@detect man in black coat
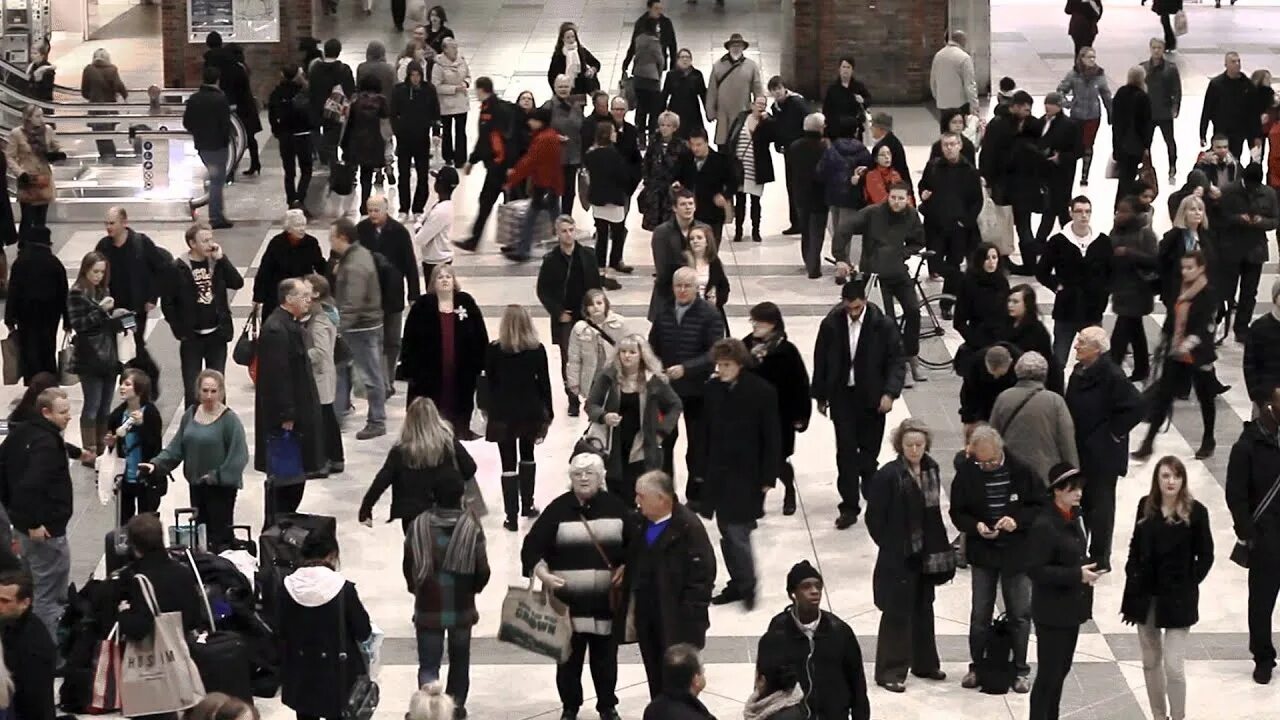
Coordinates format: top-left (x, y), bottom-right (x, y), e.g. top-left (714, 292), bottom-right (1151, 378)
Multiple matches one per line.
top-left (676, 129), bottom-right (736, 240)
top-left (163, 221), bottom-right (244, 407)
top-left (389, 65), bottom-right (440, 216)
top-left (358, 196), bottom-right (422, 393)
top-left (641, 644), bottom-right (715, 720)
top-left (458, 77), bottom-right (516, 250)
top-left (1217, 163), bottom-right (1278, 341)
top-left (308, 39), bottom-right (356, 166)
top-left (1035, 195), bottom-right (1111, 365)
top-left (918, 132), bottom-right (983, 314)
top-left (4, 226), bottom-right (67, 382)
top-left (1064, 327), bottom-right (1144, 572)
top-left (700, 339), bottom-right (780, 610)
top-left (627, 471), bottom-right (716, 699)
top-left (756, 561), bottom-right (871, 719)
top-left (607, 95), bottom-right (644, 274)
top-left (1243, 281), bottom-right (1280, 402)
top-left (536, 215), bottom-right (602, 417)
top-left (267, 65), bottom-right (317, 211)
top-left (1199, 51), bottom-right (1253, 159)
top-left (116, 514), bottom-right (206, 642)
top-left (648, 190), bottom-right (697, 320)
top-left (811, 278), bottom-right (905, 528)
top-left (958, 343), bottom-right (1017, 430)
top-left (648, 268), bottom-right (724, 505)
top-left (623, 0), bottom-right (678, 73)
top-left (96, 206), bottom-right (174, 352)
top-left (768, 77), bottom-right (811, 234)
top-left (182, 65), bottom-right (235, 228)
top-left (0, 570), bottom-right (56, 720)
top-left (979, 91), bottom-right (1042, 273)
top-left (1034, 93), bottom-right (1083, 244)
top-left (787, 113), bottom-right (829, 278)
top-left (255, 277), bottom-right (324, 527)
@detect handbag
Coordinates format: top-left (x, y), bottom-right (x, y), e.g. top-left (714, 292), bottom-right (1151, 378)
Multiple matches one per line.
top-left (57, 333), bottom-right (78, 386)
top-left (577, 514), bottom-right (622, 612)
top-left (337, 591), bottom-right (380, 720)
top-left (497, 580), bottom-right (573, 662)
top-left (618, 73), bottom-right (637, 110)
top-left (1105, 155), bottom-right (1121, 179)
top-left (232, 307), bottom-right (259, 367)
top-left (977, 189), bottom-right (1016, 256)
top-left (449, 447), bottom-right (487, 517)
top-left (1174, 9), bottom-right (1188, 36)
top-left (1230, 471), bottom-right (1280, 568)
top-left (266, 431), bottom-right (305, 480)
top-left (2, 332), bottom-right (20, 385)
top-left (577, 167), bottom-right (591, 212)
top-left (87, 624), bottom-right (122, 713)
top-left (120, 575), bottom-right (205, 715)
top-left (573, 387), bottom-right (611, 459)
top-left (16, 172), bottom-right (52, 205)
top-left (469, 406), bottom-right (487, 437)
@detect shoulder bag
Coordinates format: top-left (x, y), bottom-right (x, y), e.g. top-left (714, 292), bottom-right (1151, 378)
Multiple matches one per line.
top-left (337, 589), bottom-right (379, 720)
top-left (577, 514), bottom-right (622, 612)
top-left (993, 387), bottom-right (1043, 436)
top-left (1230, 471), bottom-right (1280, 568)
top-left (582, 317), bottom-right (617, 345)
top-left (232, 307), bottom-right (259, 367)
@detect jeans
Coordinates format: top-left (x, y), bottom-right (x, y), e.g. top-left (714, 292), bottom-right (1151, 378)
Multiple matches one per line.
top-left (17, 533), bottom-right (70, 642)
top-left (189, 484), bottom-right (237, 551)
top-left (1138, 608), bottom-right (1189, 720)
top-left (1030, 624), bottom-right (1079, 720)
top-left (383, 311), bottom-right (402, 392)
top-left (829, 206), bottom-right (862, 266)
top-left (1110, 315), bottom-right (1150, 380)
top-left (397, 144), bottom-right (431, 213)
top-left (279, 134), bottom-right (314, 207)
top-left (516, 188), bottom-right (560, 258)
top-left (875, 578), bottom-right (939, 683)
top-left (180, 333), bottom-right (228, 407)
top-left (830, 386), bottom-right (885, 518)
top-left (470, 165), bottom-right (508, 244)
top-left (440, 113), bottom-right (467, 167)
top-left (968, 566), bottom-right (1031, 677)
top-left (81, 372), bottom-right (118, 424)
top-left (198, 146), bottom-right (230, 223)
top-left (336, 328), bottom-right (386, 426)
top-left (878, 276), bottom-right (920, 357)
top-left (416, 626), bottom-right (472, 704)
top-left (557, 632), bottom-right (619, 713)
top-left (1081, 473), bottom-right (1118, 570)
top-left (634, 88), bottom-right (661, 139)
top-left (715, 517), bottom-right (756, 598)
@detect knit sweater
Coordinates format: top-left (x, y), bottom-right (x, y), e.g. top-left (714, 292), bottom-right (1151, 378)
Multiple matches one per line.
top-left (150, 406), bottom-right (249, 488)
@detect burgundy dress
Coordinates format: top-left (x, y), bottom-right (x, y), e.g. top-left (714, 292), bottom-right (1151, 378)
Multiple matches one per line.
top-left (438, 310), bottom-right (459, 422)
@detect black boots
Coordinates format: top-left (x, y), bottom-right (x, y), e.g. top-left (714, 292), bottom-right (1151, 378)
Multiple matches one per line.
top-left (1081, 150), bottom-right (1093, 186)
top-left (780, 462), bottom-right (796, 515)
top-left (501, 472), bottom-right (519, 531)
top-left (519, 461), bottom-right (540, 518)
top-left (750, 196), bottom-right (762, 243)
top-left (734, 199), bottom-right (746, 242)
top-left (1196, 401), bottom-right (1216, 459)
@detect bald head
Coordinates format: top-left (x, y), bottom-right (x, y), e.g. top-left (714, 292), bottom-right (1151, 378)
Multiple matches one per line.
top-left (105, 206), bottom-right (129, 242)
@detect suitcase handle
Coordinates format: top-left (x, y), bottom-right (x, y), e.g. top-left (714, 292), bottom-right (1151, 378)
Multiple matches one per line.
top-left (174, 507), bottom-right (198, 526)
top-left (231, 525), bottom-right (253, 542)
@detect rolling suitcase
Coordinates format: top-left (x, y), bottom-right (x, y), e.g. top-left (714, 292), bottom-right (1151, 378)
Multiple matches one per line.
top-left (103, 475), bottom-right (130, 575)
top-left (184, 548), bottom-right (255, 704)
top-left (495, 198), bottom-right (530, 248)
top-left (168, 507), bottom-right (207, 552)
top-left (258, 513), bottom-right (337, 622)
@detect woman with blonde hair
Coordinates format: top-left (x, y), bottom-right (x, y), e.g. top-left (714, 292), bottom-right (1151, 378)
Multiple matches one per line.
top-left (305, 273), bottom-right (345, 473)
top-left (1120, 455), bottom-right (1212, 720)
top-left (360, 396), bottom-right (477, 533)
top-left (1157, 195), bottom-right (1216, 312)
top-left (7, 105), bottom-right (63, 233)
top-left (585, 333), bottom-right (682, 501)
top-left (406, 682), bottom-right (454, 720)
top-left (486, 305), bottom-right (553, 530)
top-left (566, 288), bottom-right (628, 410)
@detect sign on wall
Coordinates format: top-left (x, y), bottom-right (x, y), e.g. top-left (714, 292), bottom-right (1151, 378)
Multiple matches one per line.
top-left (188, 0), bottom-right (277, 43)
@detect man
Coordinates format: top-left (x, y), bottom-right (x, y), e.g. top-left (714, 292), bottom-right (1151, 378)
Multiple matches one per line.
top-left (390, 63), bottom-right (441, 220)
top-left (623, 1), bottom-right (677, 74)
top-left (1226, 387), bottom-right (1280, 685)
top-left (930, 30), bottom-right (979, 116)
top-left (358, 195), bottom-right (421, 392)
top-left (1141, 37), bottom-right (1182, 183)
top-left (700, 339), bottom-right (779, 609)
top-left (979, 90), bottom-right (1042, 272)
top-left (536, 215), bottom-right (603, 417)
top-left (356, 40), bottom-right (396, 99)
top-left (918, 131), bottom-right (983, 316)
top-left (1034, 92), bottom-right (1083, 244)
top-left (1065, 326), bottom-right (1143, 572)
top-left (1036, 196), bottom-right (1112, 365)
top-left (1194, 133), bottom-right (1241, 191)
top-left (503, 107), bottom-right (563, 261)
top-left (308, 39), bottom-right (355, 166)
top-left (626, 471), bottom-right (715, 699)
top-left (641, 645), bottom-right (715, 720)
top-left (706, 34), bottom-right (764, 146)
top-left (949, 425), bottom-right (1039, 693)
top-left (182, 65), bottom-right (235, 228)
top-left (0, 570), bottom-right (56, 720)
top-left (255, 278), bottom-right (324, 525)
top-left (458, 77), bottom-right (514, 251)
top-left (811, 279), bottom-right (905, 528)
top-left (648, 189), bottom-right (697, 321)
top-left (95, 207), bottom-right (171, 353)
top-left (850, 182), bottom-right (925, 380)
top-left (1243, 280), bottom-right (1280, 402)
top-left (162, 221), bottom-right (244, 407)
top-left (869, 113), bottom-right (911, 194)
top-left (329, 218), bottom-right (387, 439)
top-left (676, 129), bottom-right (736, 240)
top-left (787, 113), bottom-right (829, 278)
top-left (1218, 163), bottom-right (1278, 341)
top-left (1200, 51), bottom-right (1253, 160)
top-left (648, 268), bottom-right (724, 504)
top-left (116, 514), bottom-right (205, 642)
top-left (768, 76), bottom-right (810, 234)
top-left (581, 91), bottom-right (613, 155)
top-left (267, 64), bottom-right (315, 212)
top-left (959, 344), bottom-right (1018, 432)
top-left (756, 561), bottom-right (871, 719)
top-left (989, 352), bottom-right (1080, 486)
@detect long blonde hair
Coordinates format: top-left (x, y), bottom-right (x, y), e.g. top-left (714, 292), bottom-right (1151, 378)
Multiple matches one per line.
top-left (498, 304), bottom-right (539, 353)
top-left (399, 397), bottom-right (455, 469)
top-left (608, 334), bottom-right (666, 383)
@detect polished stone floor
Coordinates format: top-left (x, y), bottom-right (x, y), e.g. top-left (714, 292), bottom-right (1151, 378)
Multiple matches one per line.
top-left (15, 0), bottom-right (1280, 719)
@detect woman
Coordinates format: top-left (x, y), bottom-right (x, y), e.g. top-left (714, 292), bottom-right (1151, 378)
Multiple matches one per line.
top-left (66, 251), bottom-right (121, 459)
top-left (344, 74), bottom-right (391, 212)
top-left (822, 57), bottom-right (872, 141)
top-left (141, 370), bottom-right (248, 551)
top-left (566, 289), bottom-right (628, 410)
top-left (509, 90), bottom-right (539, 177)
top-left (1109, 196), bottom-right (1159, 383)
top-left (1133, 250), bottom-right (1219, 460)
top-left (305, 273), bottom-right (343, 473)
top-left (743, 302), bottom-right (811, 516)
top-left (858, 144), bottom-right (911, 206)
top-left (1246, 70), bottom-right (1276, 165)
top-left (684, 222), bottom-right (731, 333)
top-left (104, 369), bottom-right (163, 523)
top-left (423, 6), bottom-right (454, 55)
top-left (724, 95), bottom-right (776, 243)
top-left (585, 335), bottom-right (682, 501)
top-left (431, 38), bottom-right (470, 168)
top-left (4, 226), bottom-right (65, 381)
top-left (865, 419), bottom-right (953, 693)
top-left (629, 27), bottom-right (665, 143)
top-left (928, 110), bottom-right (978, 166)
top-left (547, 23), bottom-right (601, 97)
top-left (360, 397), bottom-right (477, 532)
top-left (1152, 0), bottom-right (1181, 52)
top-left (399, 265), bottom-right (488, 439)
top-left (545, 75), bottom-right (587, 216)
top-left (1157, 195), bottom-right (1216, 312)
top-left (279, 533), bottom-right (372, 720)
top-left (1121, 456), bottom-right (1213, 720)
top-left (7, 106), bottom-right (63, 234)
top-left (80, 48), bottom-right (129, 160)
top-left (404, 475), bottom-right (487, 715)
top-left (999, 283), bottom-right (1062, 393)
top-left (486, 305), bottom-right (553, 530)
top-left (396, 41), bottom-right (427, 83)
top-left (816, 117), bottom-right (873, 283)
top-left (225, 45), bottom-right (263, 177)
top-left (640, 111), bottom-right (691, 230)
top-left (583, 122), bottom-right (632, 284)
top-left (953, 243), bottom-right (1011, 368)
top-left (661, 49), bottom-right (708, 139)
top-left (1066, 0), bottom-right (1103, 57)
top-left (1111, 66), bottom-right (1154, 205)
top-left (253, 209), bottom-right (327, 318)
top-left (26, 43), bottom-right (55, 102)
top-left (742, 662), bottom-right (807, 720)
top-left (1057, 47), bottom-right (1112, 186)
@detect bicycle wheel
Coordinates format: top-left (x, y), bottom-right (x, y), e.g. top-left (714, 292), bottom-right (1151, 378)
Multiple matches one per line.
top-left (914, 293), bottom-right (956, 370)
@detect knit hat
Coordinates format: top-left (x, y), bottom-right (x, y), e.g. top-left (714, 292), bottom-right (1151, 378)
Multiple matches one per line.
top-left (1044, 92), bottom-right (1066, 108)
top-left (786, 560), bottom-right (823, 594)
top-left (1047, 462), bottom-right (1085, 490)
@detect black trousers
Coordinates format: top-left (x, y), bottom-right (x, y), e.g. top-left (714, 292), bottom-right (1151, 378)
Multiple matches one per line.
top-left (279, 134), bottom-right (314, 207)
top-left (1159, 13), bottom-right (1177, 50)
top-left (16, 319), bottom-right (58, 383)
top-left (594, 218), bottom-right (626, 269)
top-left (636, 610), bottom-right (666, 699)
top-left (119, 481), bottom-right (163, 525)
top-left (390, 0), bottom-right (405, 27)
top-left (18, 203), bottom-right (48, 236)
top-left (1029, 624), bottom-right (1080, 720)
top-left (263, 482), bottom-right (304, 530)
top-left (1012, 198), bottom-right (1039, 268)
top-left (321, 403), bottom-right (345, 464)
top-left (1142, 360), bottom-right (1216, 448)
top-left (878, 277), bottom-right (920, 357)
top-left (799, 205), bottom-right (828, 277)
top-left (397, 143), bottom-right (431, 214)
top-left (875, 579), bottom-right (940, 683)
top-left (830, 387), bottom-right (885, 518)
top-left (359, 164), bottom-right (382, 215)
top-left (179, 333), bottom-right (228, 408)
top-left (1114, 151), bottom-right (1144, 208)
top-left (1081, 473), bottom-right (1118, 571)
top-left (1036, 169), bottom-right (1075, 243)
top-left (1248, 560), bottom-right (1280, 669)
top-left (440, 114), bottom-right (467, 167)
top-left (189, 484), bottom-right (237, 551)
top-left (470, 165), bottom-right (508, 244)
top-left (561, 164), bottom-right (580, 216)
top-left (1110, 315), bottom-right (1150, 380)
top-left (556, 632), bottom-right (619, 713)
top-left (661, 394), bottom-right (705, 502)
top-left (1221, 259), bottom-right (1263, 336)
top-left (634, 88), bottom-right (661, 139)
top-left (1154, 118), bottom-right (1177, 166)
top-left (781, 154), bottom-right (800, 230)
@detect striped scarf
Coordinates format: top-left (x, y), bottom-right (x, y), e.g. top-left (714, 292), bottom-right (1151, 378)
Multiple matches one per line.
top-left (409, 508), bottom-right (482, 588)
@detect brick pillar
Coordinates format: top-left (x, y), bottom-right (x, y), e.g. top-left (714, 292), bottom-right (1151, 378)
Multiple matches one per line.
top-left (792, 0), bottom-right (949, 105)
top-left (161, 0), bottom-right (313, 98)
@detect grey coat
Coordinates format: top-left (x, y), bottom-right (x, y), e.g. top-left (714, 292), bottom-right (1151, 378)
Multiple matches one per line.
top-left (630, 34), bottom-right (665, 91)
top-left (331, 243), bottom-right (383, 332)
top-left (989, 379), bottom-right (1080, 486)
top-left (586, 366), bottom-right (683, 480)
top-left (305, 303), bottom-right (338, 405)
top-left (1057, 69), bottom-right (1113, 122)
top-left (706, 54), bottom-right (763, 145)
top-left (545, 97), bottom-right (586, 165)
top-left (1140, 58), bottom-right (1182, 122)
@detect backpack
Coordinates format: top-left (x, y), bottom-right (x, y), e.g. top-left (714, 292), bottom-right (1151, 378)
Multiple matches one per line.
top-left (976, 612), bottom-right (1017, 694)
top-left (322, 84), bottom-right (348, 124)
top-left (370, 250), bottom-right (405, 314)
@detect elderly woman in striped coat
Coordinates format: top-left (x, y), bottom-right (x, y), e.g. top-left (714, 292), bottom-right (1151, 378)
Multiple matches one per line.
top-left (520, 453), bottom-right (632, 720)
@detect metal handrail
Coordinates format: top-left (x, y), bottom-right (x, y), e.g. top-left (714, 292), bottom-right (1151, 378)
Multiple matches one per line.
top-left (0, 57), bottom-right (196, 103)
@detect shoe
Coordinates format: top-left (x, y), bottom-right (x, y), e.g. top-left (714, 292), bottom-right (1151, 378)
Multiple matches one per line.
top-left (710, 588), bottom-right (743, 605)
top-left (834, 513), bottom-right (859, 530)
top-left (1013, 676), bottom-right (1031, 693)
top-left (1214, 382), bottom-right (1232, 397)
top-left (808, 270), bottom-right (822, 279)
top-left (876, 681), bottom-right (906, 693)
top-left (559, 713), bottom-right (577, 720)
top-left (611, 262), bottom-right (634, 274)
top-left (326, 461), bottom-right (345, 474)
top-left (912, 669), bottom-right (946, 681)
top-left (961, 671), bottom-right (979, 689)
top-left (1128, 372), bottom-right (1148, 384)
top-left (1194, 439), bottom-right (1215, 459)
top-left (1253, 664), bottom-right (1273, 684)
top-left (211, 219), bottom-right (235, 229)
top-left (386, 386), bottom-right (397, 399)
top-left (782, 486), bottom-right (796, 515)
top-left (244, 165), bottom-right (261, 177)
top-left (909, 358), bottom-right (928, 383)
top-left (355, 424), bottom-right (386, 440)
top-left (1080, 178), bottom-right (1089, 187)
top-left (503, 517), bottom-right (518, 532)
top-left (733, 228), bottom-right (744, 242)
top-left (453, 238), bottom-right (479, 252)
top-left (743, 591), bottom-right (757, 611)
top-left (601, 275), bottom-right (622, 291)
top-left (1168, 169), bottom-right (1178, 184)
top-left (781, 226), bottom-right (801, 235)
top-left (501, 246), bottom-right (531, 262)
top-left (598, 710), bottom-right (620, 720)
top-left (752, 230), bottom-right (762, 243)
top-left (452, 707), bottom-right (467, 719)
top-left (522, 505), bottom-right (541, 518)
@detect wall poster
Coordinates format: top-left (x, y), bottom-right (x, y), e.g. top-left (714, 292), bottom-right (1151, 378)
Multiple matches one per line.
top-left (188, 0), bottom-right (277, 43)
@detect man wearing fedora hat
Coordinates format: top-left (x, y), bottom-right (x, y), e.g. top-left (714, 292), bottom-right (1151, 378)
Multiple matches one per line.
top-left (707, 33), bottom-right (763, 146)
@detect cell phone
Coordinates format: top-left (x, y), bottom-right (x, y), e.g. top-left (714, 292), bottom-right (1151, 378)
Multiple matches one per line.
top-left (120, 313), bottom-right (137, 331)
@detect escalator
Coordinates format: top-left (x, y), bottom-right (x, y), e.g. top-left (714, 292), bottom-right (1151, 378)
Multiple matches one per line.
top-left (0, 57), bottom-right (248, 221)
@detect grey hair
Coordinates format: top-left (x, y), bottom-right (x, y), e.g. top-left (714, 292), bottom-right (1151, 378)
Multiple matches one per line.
top-left (611, 95), bottom-right (629, 110)
top-left (636, 470), bottom-right (675, 499)
top-left (568, 453), bottom-right (606, 484)
top-left (407, 681), bottom-right (455, 720)
top-left (1077, 325), bottom-right (1110, 353)
top-left (1014, 351), bottom-right (1049, 382)
top-left (803, 112), bottom-right (825, 133)
top-left (968, 424), bottom-right (1005, 453)
top-left (554, 73), bottom-right (572, 88)
top-left (283, 208), bottom-right (308, 232)
top-left (984, 345), bottom-right (1013, 372)
top-left (658, 110), bottom-right (681, 127)
top-left (672, 266), bottom-right (697, 285)
top-left (92, 48), bottom-right (112, 65)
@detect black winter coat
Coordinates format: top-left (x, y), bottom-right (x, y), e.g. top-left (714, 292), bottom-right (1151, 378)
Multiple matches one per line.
top-left (547, 46), bottom-right (602, 96)
top-left (162, 255), bottom-right (244, 342)
top-left (1065, 355), bottom-right (1144, 479)
top-left (399, 292), bottom-right (488, 420)
top-left (811, 302), bottom-right (905, 408)
top-left (390, 80), bottom-right (441, 146)
top-left (642, 691), bottom-right (717, 720)
top-left (1160, 282), bottom-right (1217, 367)
top-left (1226, 421), bottom-right (1280, 558)
top-left (254, 307), bottom-right (324, 475)
top-left (949, 453), bottom-right (1041, 571)
top-left (1037, 112), bottom-right (1083, 171)
top-left (2, 609), bottom-right (56, 720)
top-left (619, 503), bottom-right (715, 647)
top-left (1108, 221), bottom-right (1159, 317)
top-left (219, 60), bottom-right (261, 133)
top-left (357, 218), bottom-right (421, 305)
top-left (94, 229), bottom-right (172, 315)
top-left (1243, 312), bottom-right (1280, 402)
top-left (583, 146), bottom-right (635, 207)
top-left (822, 79), bottom-right (871, 136)
top-left (675, 149), bottom-right (738, 228)
top-left (279, 577), bottom-right (371, 718)
top-left (1111, 85), bottom-right (1153, 157)
top-left (484, 343), bottom-right (553, 442)
top-left (953, 268), bottom-right (1010, 351)
top-left (757, 608), bottom-right (871, 720)
top-left (917, 156), bottom-right (983, 230)
top-left (1120, 500), bottom-right (1213, 628)
top-left (358, 442), bottom-right (476, 523)
top-left (4, 416), bottom-right (73, 536)
top-left (307, 59), bottom-right (355, 119)
top-left (1157, 227), bottom-right (1218, 309)
top-left (1036, 229), bottom-right (1112, 322)
top-left (785, 133), bottom-right (828, 213)
top-left (662, 67), bottom-right (708, 138)
top-left (344, 92), bottom-right (389, 167)
top-left (699, 372), bottom-right (780, 522)
top-left (866, 456), bottom-right (948, 611)
top-left (980, 114), bottom-right (1043, 206)
top-left (1218, 179), bottom-right (1279, 264)
top-left (723, 111), bottom-right (777, 185)
top-left (958, 344), bottom-right (1019, 423)
top-left (253, 232), bottom-right (328, 317)
top-left (536, 243), bottom-right (602, 322)
top-left (743, 334), bottom-right (811, 457)
top-left (267, 80), bottom-right (312, 136)
top-left (182, 84), bottom-right (233, 151)
top-left (117, 550), bottom-right (207, 640)
top-left (1026, 505), bottom-right (1094, 627)
top-left (4, 238), bottom-right (67, 330)
top-left (1200, 71), bottom-right (1254, 140)
top-left (648, 298), bottom-right (722, 398)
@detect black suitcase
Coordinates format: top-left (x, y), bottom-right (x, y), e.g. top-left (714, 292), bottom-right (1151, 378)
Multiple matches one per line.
top-left (103, 475), bottom-right (130, 575)
top-left (189, 629), bottom-right (254, 703)
top-left (226, 524), bottom-right (257, 557)
top-left (258, 513), bottom-right (336, 621)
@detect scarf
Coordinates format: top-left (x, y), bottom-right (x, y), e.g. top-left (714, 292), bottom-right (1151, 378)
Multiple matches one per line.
top-left (563, 42), bottom-right (581, 80)
top-left (748, 331), bottom-right (783, 363)
top-left (24, 122), bottom-right (47, 158)
top-left (902, 458), bottom-right (955, 577)
top-left (742, 686), bottom-right (805, 720)
top-left (409, 508), bottom-right (482, 588)
top-left (1172, 274), bottom-right (1207, 363)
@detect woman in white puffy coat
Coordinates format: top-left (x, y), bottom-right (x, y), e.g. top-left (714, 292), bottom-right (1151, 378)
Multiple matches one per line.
top-left (566, 288), bottom-right (628, 406)
top-left (430, 37), bottom-right (470, 168)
